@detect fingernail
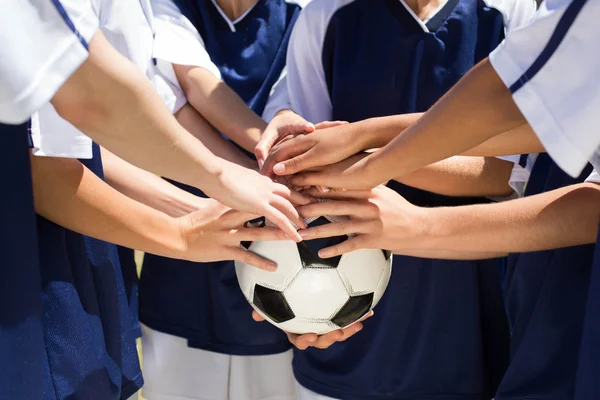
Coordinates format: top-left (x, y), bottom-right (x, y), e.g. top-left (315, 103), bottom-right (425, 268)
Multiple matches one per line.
top-left (298, 230), bottom-right (309, 238)
top-left (320, 186), bottom-right (330, 193)
top-left (273, 163), bottom-right (286, 174)
top-left (267, 263), bottom-right (277, 272)
top-left (258, 160), bottom-right (264, 170)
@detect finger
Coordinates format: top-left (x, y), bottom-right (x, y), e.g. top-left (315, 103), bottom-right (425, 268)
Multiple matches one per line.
top-left (252, 310), bottom-right (265, 322)
top-left (318, 236), bottom-right (367, 258)
top-left (264, 140), bottom-right (314, 177)
top-left (303, 187), bottom-right (373, 200)
top-left (272, 151), bottom-right (321, 176)
top-left (222, 210), bottom-right (263, 227)
top-left (290, 333), bottom-right (318, 350)
top-left (298, 220), bottom-right (370, 241)
top-left (285, 187), bottom-right (314, 206)
top-left (263, 207), bottom-right (302, 242)
top-left (235, 227), bottom-right (288, 243)
top-left (297, 200), bottom-right (371, 219)
top-left (313, 121), bottom-right (349, 130)
top-left (229, 247), bottom-right (278, 271)
top-left (311, 330), bottom-right (344, 349)
top-left (255, 134), bottom-right (279, 169)
top-left (285, 120), bottom-right (315, 135)
top-left (270, 196), bottom-right (307, 230)
top-left (288, 170), bottom-right (343, 188)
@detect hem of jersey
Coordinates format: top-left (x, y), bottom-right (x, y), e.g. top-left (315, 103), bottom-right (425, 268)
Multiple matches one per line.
top-left (294, 369), bottom-right (484, 400)
top-left (121, 373), bottom-right (144, 400)
top-left (139, 314), bottom-right (292, 356)
top-left (0, 9), bottom-right (98, 124)
top-left (490, 49), bottom-right (591, 178)
top-left (31, 142), bottom-right (93, 159)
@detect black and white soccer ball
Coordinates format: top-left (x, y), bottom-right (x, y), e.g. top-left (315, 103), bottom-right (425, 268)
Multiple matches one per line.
top-left (235, 216), bottom-right (392, 335)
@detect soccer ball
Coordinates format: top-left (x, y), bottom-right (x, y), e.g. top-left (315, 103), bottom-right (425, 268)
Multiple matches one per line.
top-left (235, 216), bottom-right (392, 335)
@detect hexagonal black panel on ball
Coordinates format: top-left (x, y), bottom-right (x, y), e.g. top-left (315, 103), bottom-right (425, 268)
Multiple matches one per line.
top-left (331, 293), bottom-right (374, 328)
top-left (253, 284), bottom-right (295, 323)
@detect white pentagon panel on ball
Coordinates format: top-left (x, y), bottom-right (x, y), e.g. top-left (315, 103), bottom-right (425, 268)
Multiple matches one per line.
top-left (372, 256), bottom-right (393, 308)
top-left (284, 268), bottom-right (349, 320)
top-left (235, 240), bottom-right (304, 298)
top-left (337, 249), bottom-right (392, 296)
top-left (278, 318), bottom-right (340, 335)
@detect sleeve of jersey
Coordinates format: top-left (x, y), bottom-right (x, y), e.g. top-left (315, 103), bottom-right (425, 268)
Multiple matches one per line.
top-left (0, 0), bottom-right (99, 124)
top-left (262, 68), bottom-right (292, 122)
top-left (489, 0), bottom-right (600, 178)
top-left (151, 0), bottom-right (222, 111)
top-left (285, 2), bottom-right (334, 123)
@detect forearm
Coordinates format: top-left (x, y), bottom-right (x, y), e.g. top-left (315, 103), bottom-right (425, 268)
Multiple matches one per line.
top-left (175, 64), bottom-right (265, 153)
top-left (174, 104), bottom-right (257, 170)
top-left (395, 156), bottom-right (514, 198)
top-left (31, 155), bottom-right (186, 258)
top-left (101, 147), bottom-right (204, 217)
top-left (358, 113), bottom-right (423, 149)
top-left (367, 59), bottom-right (526, 183)
top-left (462, 124), bottom-right (544, 157)
top-left (50, 32), bottom-right (225, 198)
top-left (417, 183), bottom-right (600, 254)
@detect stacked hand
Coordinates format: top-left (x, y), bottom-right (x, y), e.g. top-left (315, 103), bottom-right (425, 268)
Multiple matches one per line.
top-left (176, 199), bottom-right (291, 271)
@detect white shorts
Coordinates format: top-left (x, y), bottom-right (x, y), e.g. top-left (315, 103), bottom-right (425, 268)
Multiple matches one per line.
top-left (140, 324), bottom-right (296, 400)
top-left (294, 382), bottom-right (337, 400)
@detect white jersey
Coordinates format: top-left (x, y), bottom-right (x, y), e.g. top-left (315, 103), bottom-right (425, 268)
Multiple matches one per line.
top-left (489, 0), bottom-right (600, 177)
top-left (31, 0), bottom-right (175, 159)
top-left (0, 0), bottom-right (98, 124)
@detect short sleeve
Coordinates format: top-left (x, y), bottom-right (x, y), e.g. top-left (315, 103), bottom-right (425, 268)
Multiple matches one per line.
top-left (30, 105), bottom-right (93, 159)
top-left (489, 0), bottom-right (600, 178)
top-left (262, 69), bottom-right (292, 122)
top-left (0, 0), bottom-right (99, 124)
top-left (151, 0), bottom-right (221, 77)
top-left (284, 1), bottom-right (355, 123)
top-left (585, 169), bottom-right (600, 184)
top-left (502, 153), bottom-right (538, 198)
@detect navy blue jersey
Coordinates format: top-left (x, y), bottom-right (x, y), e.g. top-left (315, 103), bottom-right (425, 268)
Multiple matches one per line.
top-left (37, 144), bottom-right (142, 399)
top-left (0, 123), bottom-right (45, 400)
top-left (495, 153), bottom-right (594, 400)
top-left (575, 224), bottom-right (600, 400)
top-left (139, 0), bottom-right (303, 355)
top-left (285, 0), bottom-right (536, 398)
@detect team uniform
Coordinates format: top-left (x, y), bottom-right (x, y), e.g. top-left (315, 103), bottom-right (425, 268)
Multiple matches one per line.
top-left (27, 0), bottom-right (179, 398)
top-left (0, 2), bottom-right (98, 399)
top-left (488, 1), bottom-right (600, 398)
top-left (284, 0), bottom-right (535, 398)
top-left (136, 1), bottom-right (306, 399)
top-left (493, 153), bottom-right (595, 400)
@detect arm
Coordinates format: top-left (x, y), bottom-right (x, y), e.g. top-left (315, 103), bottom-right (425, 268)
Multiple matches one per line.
top-left (50, 32), bottom-right (306, 239)
top-left (295, 183), bottom-right (600, 259)
top-left (174, 64), bottom-right (265, 153)
top-left (101, 103), bottom-right (256, 217)
top-left (31, 155), bottom-right (286, 270)
top-left (396, 156), bottom-right (514, 198)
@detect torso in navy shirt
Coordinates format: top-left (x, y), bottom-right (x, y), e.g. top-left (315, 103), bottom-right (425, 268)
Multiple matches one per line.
top-left (139, 0), bottom-right (303, 355)
top-left (289, 0), bottom-right (522, 398)
top-left (496, 153), bottom-right (595, 400)
top-left (0, 122), bottom-right (45, 400)
top-left (37, 144), bottom-right (142, 400)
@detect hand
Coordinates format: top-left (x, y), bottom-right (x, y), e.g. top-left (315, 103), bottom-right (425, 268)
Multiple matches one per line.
top-left (296, 186), bottom-right (427, 257)
top-left (176, 199), bottom-right (289, 271)
top-left (255, 110), bottom-right (315, 170)
top-left (251, 310), bottom-right (373, 350)
top-left (262, 120), bottom-right (370, 178)
top-left (287, 152), bottom-right (382, 190)
top-left (211, 161), bottom-right (313, 241)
